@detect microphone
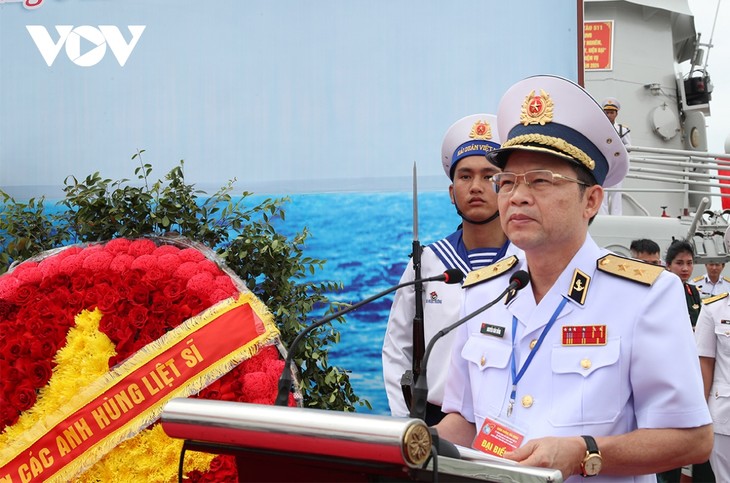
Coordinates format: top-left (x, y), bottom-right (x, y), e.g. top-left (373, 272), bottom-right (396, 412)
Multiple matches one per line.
top-left (275, 268), bottom-right (465, 406)
top-left (409, 270), bottom-right (530, 422)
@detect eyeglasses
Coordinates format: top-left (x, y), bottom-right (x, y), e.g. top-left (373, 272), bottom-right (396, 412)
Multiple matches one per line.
top-left (492, 170), bottom-right (589, 194)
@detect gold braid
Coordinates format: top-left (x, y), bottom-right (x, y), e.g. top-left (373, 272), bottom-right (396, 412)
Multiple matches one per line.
top-left (502, 134), bottom-right (596, 170)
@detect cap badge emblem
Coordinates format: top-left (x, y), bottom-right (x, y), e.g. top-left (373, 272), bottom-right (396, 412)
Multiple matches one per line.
top-left (469, 120), bottom-right (492, 140)
top-left (520, 89), bottom-right (554, 126)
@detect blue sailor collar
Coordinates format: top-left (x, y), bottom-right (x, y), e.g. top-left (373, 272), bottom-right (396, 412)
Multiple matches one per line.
top-left (429, 230), bottom-right (511, 279)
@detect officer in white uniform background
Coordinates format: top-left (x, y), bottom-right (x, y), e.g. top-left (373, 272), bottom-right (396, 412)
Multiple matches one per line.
top-left (435, 75), bottom-right (712, 482)
top-left (691, 262), bottom-right (730, 298)
top-left (696, 232), bottom-right (730, 481)
top-left (382, 114), bottom-right (521, 424)
top-left (599, 97), bottom-right (629, 216)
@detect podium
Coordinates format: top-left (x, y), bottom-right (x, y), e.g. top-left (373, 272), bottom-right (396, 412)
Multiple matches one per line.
top-left (161, 399), bottom-right (563, 482)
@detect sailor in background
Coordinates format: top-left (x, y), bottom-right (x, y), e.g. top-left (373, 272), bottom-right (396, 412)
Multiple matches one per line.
top-left (602, 97), bottom-right (631, 146)
top-left (382, 114), bottom-right (521, 424)
top-left (691, 262), bottom-right (730, 298)
top-left (599, 97), bottom-right (630, 216)
top-left (695, 231), bottom-right (730, 481)
top-left (436, 75), bottom-right (712, 482)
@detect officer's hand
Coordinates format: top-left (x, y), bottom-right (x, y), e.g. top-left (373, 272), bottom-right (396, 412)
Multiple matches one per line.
top-left (503, 436), bottom-right (585, 479)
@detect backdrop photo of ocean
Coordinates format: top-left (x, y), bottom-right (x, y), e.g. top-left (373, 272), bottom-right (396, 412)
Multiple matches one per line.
top-left (266, 191), bottom-right (459, 414)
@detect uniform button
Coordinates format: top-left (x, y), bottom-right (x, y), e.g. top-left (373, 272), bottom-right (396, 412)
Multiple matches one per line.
top-left (480, 356), bottom-right (486, 367)
top-left (529, 339), bottom-right (538, 350)
top-left (521, 395), bottom-right (533, 408)
top-left (580, 358), bottom-right (592, 370)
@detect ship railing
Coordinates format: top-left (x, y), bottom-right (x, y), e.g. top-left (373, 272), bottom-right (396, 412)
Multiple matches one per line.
top-left (615, 145), bottom-right (730, 200)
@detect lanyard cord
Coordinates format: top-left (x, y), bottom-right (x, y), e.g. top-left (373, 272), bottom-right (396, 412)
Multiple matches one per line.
top-left (507, 297), bottom-right (568, 416)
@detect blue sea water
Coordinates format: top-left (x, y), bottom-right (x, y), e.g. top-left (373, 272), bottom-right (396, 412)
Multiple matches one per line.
top-left (262, 191), bottom-right (459, 415)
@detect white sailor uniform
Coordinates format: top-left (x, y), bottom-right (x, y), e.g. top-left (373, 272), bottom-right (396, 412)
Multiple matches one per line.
top-left (382, 231), bottom-right (520, 417)
top-left (690, 273), bottom-right (730, 298)
top-left (442, 236), bottom-right (711, 482)
top-left (695, 292), bottom-right (730, 481)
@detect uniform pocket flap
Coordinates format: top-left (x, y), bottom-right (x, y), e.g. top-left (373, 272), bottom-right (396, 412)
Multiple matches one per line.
top-left (551, 338), bottom-right (620, 377)
top-left (461, 336), bottom-right (512, 371)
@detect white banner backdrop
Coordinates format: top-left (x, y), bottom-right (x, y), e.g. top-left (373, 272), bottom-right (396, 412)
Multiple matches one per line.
top-left (1, 0), bottom-right (579, 197)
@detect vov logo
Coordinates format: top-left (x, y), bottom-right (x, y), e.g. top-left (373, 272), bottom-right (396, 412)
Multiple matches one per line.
top-left (26, 25), bottom-right (146, 67)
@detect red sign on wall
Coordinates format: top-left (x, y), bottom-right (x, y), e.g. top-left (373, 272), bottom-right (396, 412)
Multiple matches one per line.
top-left (584, 20), bottom-right (613, 71)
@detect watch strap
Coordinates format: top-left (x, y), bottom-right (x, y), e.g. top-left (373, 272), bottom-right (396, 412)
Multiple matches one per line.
top-left (580, 435), bottom-right (601, 478)
top-left (581, 435), bottom-right (599, 455)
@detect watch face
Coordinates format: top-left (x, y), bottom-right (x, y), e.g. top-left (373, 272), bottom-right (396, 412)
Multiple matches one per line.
top-left (584, 454), bottom-right (602, 476)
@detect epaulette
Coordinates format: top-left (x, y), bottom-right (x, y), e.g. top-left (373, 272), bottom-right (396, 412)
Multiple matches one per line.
top-left (463, 255), bottom-right (518, 288)
top-left (703, 292), bottom-right (729, 305)
top-left (692, 275), bottom-right (704, 283)
top-left (596, 254), bottom-right (664, 286)
top-left (723, 276), bottom-right (730, 283)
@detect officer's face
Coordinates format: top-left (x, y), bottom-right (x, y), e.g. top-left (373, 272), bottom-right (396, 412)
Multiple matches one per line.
top-left (706, 262), bottom-right (725, 281)
top-left (449, 155), bottom-right (500, 222)
top-left (603, 109), bottom-right (618, 124)
top-left (667, 252), bottom-right (694, 282)
top-left (632, 251), bottom-right (662, 266)
top-left (497, 151), bottom-right (602, 256)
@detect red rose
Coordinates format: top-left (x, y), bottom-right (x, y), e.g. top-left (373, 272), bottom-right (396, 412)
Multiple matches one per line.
top-left (30, 338), bottom-right (56, 360)
top-left (128, 305), bottom-right (149, 329)
top-left (150, 292), bottom-right (172, 315)
top-left (96, 285), bottom-right (118, 313)
top-left (184, 294), bottom-right (206, 314)
top-left (10, 383), bottom-right (37, 411)
top-left (9, 283), bottom-right (34, 305)
top-left (0, 361), bottom-right (21, 384)
top-left (5, 335), bottom-right (29, 359)
top-left (129, 284), bottom-right (151, 306)
top-left (0, 399), bottom-right (20, 428)
top-left (162, 278), bottom-right (185, 301)
top-left (29, 361), bottom-right (53, 387)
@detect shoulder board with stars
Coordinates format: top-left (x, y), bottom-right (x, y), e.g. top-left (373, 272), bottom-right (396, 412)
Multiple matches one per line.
top-left (702, 292), bottom-right (729, 305)
top-left (463, 255), bottom-right (518, 288)
top-left (692, 275), bottom-right (704, 283)
top-left (596, 254), bottom-right (664, 286)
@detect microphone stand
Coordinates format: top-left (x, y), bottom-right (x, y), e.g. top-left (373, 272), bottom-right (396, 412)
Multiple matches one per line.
top-left (409, 278), bottom-right (524, 421)
top-left (401, 162), bottom-right (423, 409)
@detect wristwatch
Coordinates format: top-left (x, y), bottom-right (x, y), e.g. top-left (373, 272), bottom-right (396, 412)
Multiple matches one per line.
top-left (580, 435), bottom-right (602, 477)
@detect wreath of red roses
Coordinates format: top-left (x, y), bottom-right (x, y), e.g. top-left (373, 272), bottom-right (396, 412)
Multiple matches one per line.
top-left (0, 237), bottom-right (293, 482)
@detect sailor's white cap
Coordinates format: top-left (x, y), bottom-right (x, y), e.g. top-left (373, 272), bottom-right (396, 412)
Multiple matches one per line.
top-left (602, 97), bottom-right (621, 111)
top-left (441, 114), bottom-right (501, 179)
top-left (488, 75), bottom-right (629, 187)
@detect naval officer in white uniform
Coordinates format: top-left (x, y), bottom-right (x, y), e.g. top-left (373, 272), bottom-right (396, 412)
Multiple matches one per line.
top-left (696, 233), bottom-right (730, 481)
top-left (382, 114), bottom-right (521, 424)
top-left (436, 75), bottom-right (712, 482)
